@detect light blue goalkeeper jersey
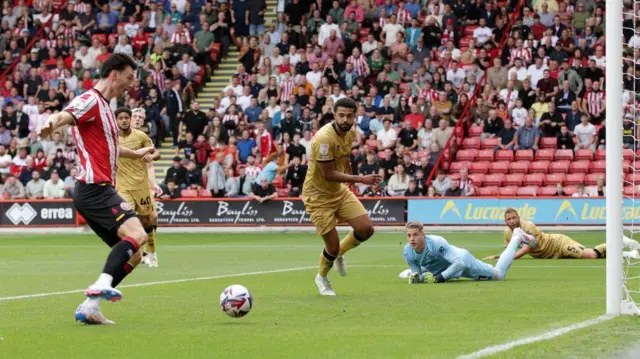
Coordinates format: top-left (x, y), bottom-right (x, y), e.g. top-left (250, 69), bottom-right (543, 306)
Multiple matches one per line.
top-left (403, 235), bottom-right (496, 281)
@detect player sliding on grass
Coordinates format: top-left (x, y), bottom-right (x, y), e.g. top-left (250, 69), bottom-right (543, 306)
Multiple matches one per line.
top-left (116, 108), bottom-right (162, 268)
top-left (483, 208), bottom-right (640, 261)
top-left (302, 97), bottom-right (383, 296)
top-left (399, 221), bottom-right (527, 283)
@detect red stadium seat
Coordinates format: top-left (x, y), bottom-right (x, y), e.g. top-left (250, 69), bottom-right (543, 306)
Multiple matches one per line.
top-left (590, 160), bottom-right (606, 173)
top-left (459, 37), bottom-right (471, 48)
top-left (464, 25), bottom-right (478, 36)
top-left (529, 160), bottom-right (551, 174)
top-left (538, 186), bottom-right (558, 196)
top-left (540, 137), bottom-right (557, 149)
top-left (449, 173), bottom-right (462, 181)
top-left (515, 149), bottom-right (534, 161)
top-left (498, 186), bottom-right (519, 196)
top-left (450, 161), bottom-right (471, 173)
top-left (277, 188), bottom-right (290, 197)
top-left (565, 173), bottom-right (586, 185)
top-left (509, 161), bottom-right (530, 174)
top-left (476, 149), bottom-right (494, 162)
top-left (273, 177), bottom-right (284, 188)
top-left (469, 161), bottom-right (491, 174)
top-left (626, 173), bottom-right (640, 184)
top-left (624, 186), bottom-right (640, 198)
top-left (585, 173), bottom-right (604, 186)
top-left (563, 186), bottom-right (578, 196)
top-left (483, 173), bottom-right (505, 186)
top-left (535, 149), bottom-right (555, 161)
top-left (495, 150), bottom-right (515, 162)
top-left (555, 149), bottom-right (574, 161)
top-left (595, 149), bottom-right (606, 160)
top-left (570, 161), bottom-right (590, 173)
top-left (199, 189), bottom-right (212, 197)
top-left (469, 125), bottom-right (484, 137)
top-left (575, 149), bottom-right (594, 161)
top-left (549, 161), bottom-right (571, 174)
top-left (517, 186), bottom-right (538, 196)
top-left (477, 186), bottom-right (498, 196)
top-left (468, 173), bottom-right (485, 186)
top-left (504, 173), bottom-right (525, 186)
top-left (624, 160), bottom-right (633, 173)
top-left (463, 137), bottom-right (481, 149)
top-left (624, 149), bottom-right (635, 161)
top-left (523, 173), bottom-right (544, 187)
top-left (181, 189), bottom-right (199, 198)
top-left (544, 173), bottom-right (565, 186)
top-left (481, 137), bottom-right (500, 149)
top-left (490, 161), bottom-right (510, 173)
top-left (457, 149), bottom-right (478, 161)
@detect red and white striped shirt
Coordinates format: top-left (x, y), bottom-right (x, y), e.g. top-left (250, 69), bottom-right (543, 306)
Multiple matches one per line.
top-left (73, 2), bottom-right (89, 14)
top-left (255, 129), bottom-right (274, 158)
top-left (421, 88), bottom-right (438, 102)
top-left (151, 70), bottom-right (166, 93)
top-left (63, 89), bottom-right (119, 184)
top-left (510, 47), bottom-right (532, 64)
top-left (347, 54), bottom-right (369, 76)
top-left (584, 90), bottom-right (605, 115)
top-left (170, 30), bottom-right (191, 44)
top-left (279, 79), bottom-right (295, 103)
top-left (396, 9), bottom-right (412, 26)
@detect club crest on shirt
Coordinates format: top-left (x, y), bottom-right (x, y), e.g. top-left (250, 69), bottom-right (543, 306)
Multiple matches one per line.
top-left (120, 202), bottom-right (133, 212)
top-left (319, 143), bottom-right (329, 156)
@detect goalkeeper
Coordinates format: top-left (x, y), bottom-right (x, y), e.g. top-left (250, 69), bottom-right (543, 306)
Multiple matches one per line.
top-left (400, 221), bottom-right (528, 283)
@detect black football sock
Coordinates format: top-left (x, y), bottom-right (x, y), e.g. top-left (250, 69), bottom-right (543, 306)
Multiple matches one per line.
top-left (102, 237), bottom-right (139, 279)
top-left (111, 262), bottom-right (135, 287)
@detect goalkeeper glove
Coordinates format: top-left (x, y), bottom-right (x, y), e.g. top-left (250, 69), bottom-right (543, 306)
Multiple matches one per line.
top-left (433, 273), bottom-right (446, 283)
top-left (409, 272), bottom-right (424, 284)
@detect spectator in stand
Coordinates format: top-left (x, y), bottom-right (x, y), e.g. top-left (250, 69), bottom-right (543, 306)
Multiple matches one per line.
top-left (496, 120), bottom-right (516, 151)
top-left (165, 156), bottom-right (187, 187)
top-left (404, 180), bottom-right (422, 196)
top-left (459, 168), bottom-right (475, 196)
top-left (26, 170), bottom-right (44, 199)
top-left (554, 183), bottom-right (567, 196)
top-left (432, 169), bottom-right (451, 196)
top-left (362, 181), bottom-right (388, 197)
top-left (574, 115), bottom-right (597, 152)
top-left (588, 176), bottom-right (606, 197)
top-left (206, 152), bottom-right (226, 198)
top-left (565, 101), bottom-right (584, 132)
top-left (186, 162), bottom-right (203, 190)
top-left (43, 170), bottom-right (65, 199)
top-left (285, 155), bottom-right (306, 197)
top-left (161, 180), bottom-right (182, 199)
top-left (387, 164), bottom-right (411, 196)
top-left (539, 102), bottom-right (564, 138)
top-left (432, 119), bottom-right (453, 150)
top-left (444, 178), bottom-right (463, 197)
top-left (482, 109), bottom-right (504, 139)
top-left (514, 117), bottom-right (540, 151)
top-left (377, 119), bottom-right (397, 151)
top-left (597, 122), bottom-right (606, 149)
top-left (0, 144), bottom-right (11, 176)
top-left (0, 174), bottom-right (25, 199)
top-left (557, 125), bottom-right (575, 150)
top-left (572, 183), bottom-right (590, 198)
top-left (250, 178), bottom-right (277, 203)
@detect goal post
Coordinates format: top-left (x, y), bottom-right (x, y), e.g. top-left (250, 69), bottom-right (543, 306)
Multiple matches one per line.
top-left (606, 0), bottom-right (623, 315)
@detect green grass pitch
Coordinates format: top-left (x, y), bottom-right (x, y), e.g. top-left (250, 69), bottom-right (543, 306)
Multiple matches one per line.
top-left (1, 231), bottom-right (639, 359)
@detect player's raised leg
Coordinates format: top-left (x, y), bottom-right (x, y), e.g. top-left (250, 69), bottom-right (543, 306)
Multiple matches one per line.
top-left (315, 227), bottom-right (340, 296)
top-left (493, 229), bottom-right (528, 280)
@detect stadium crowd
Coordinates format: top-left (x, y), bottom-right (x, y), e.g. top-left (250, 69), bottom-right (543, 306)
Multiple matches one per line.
top-left (0, 0), bottom-right (625, 199)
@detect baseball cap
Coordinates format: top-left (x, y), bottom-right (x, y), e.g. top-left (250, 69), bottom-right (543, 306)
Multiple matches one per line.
top-left (173, 156), bottom-right (182, 162)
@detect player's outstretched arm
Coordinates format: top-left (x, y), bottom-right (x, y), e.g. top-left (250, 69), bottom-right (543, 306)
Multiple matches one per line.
top-left (38, 111), bottom-right (75, 138)
top-left (318, 161), bottom-right (382, 184)
top-left (433, 238), bottom-right (466, 283)
top-left (119, 146), bottom-right (155, 159)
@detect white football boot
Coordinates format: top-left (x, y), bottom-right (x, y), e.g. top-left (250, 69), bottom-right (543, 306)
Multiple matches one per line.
top-left (623, 236), bottom-right (640, 251)
top-left (398, 269), bottom-right (412, 279)
top-left (314, 274), bottom-right (336, 296)
top-left (334, 255), bottom-right (347, 277)
top-left (74, 305), bottom-right (115, 325)
top-left (146, 252), bottom-right (158, 268)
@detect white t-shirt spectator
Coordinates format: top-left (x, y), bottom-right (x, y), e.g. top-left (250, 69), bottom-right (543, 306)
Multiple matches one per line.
top-left (508, 66), bottom-right (529, 81)
top-left (499, 88), bottom-right (519, 109)
top-left (237, 95), bottom-right (252, 111)
top-left (472, 26), bottom-right (492, 46)
top-left (574, 122), bottom-right (596, 146)
top-left (318, 23), bottom-right (341, 47)
top-left (223, 84), bottom-right (243, 97)
top-left (377, 128), bottom-right (398, 148)
top-left (0, 153), bottom-right (11, 174)
top-left (446, 68), bottom-right (466, 89)
top-left (527, 64), bottom-right (548, 88)
top-left (114, 44), bottom-right (133, 57)
top-left (382, 23), bottom-right (404, 47)
top-left (44, 179), bottom-right (65, 198)
top-left (306, 70), bottom-right (322, 89)
top-left (572, 191), bottom-right (590, 198)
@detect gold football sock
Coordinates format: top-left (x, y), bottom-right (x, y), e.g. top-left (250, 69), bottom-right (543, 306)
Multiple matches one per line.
top-left (146, 225), bottom-right (157, 253)
top-left (319, 249), bottom-right (336, 277)
top-left (594, 243), bottom-right (606, 258)
top-left (339, 231), bottom-right (361, 256)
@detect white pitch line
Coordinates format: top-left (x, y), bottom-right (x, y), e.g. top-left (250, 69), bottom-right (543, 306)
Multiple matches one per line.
top-left (456, 314), bottom-right (615, 359)
top-left (0, 266), bottom-right (316, 302)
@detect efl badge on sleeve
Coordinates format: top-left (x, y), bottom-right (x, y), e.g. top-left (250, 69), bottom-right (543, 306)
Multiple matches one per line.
top-left (319, 143), bottom-right (329, 156)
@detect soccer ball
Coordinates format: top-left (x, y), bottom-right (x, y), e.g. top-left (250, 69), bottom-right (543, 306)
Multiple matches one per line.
top-left (220, 284), bottom-right (253, 318)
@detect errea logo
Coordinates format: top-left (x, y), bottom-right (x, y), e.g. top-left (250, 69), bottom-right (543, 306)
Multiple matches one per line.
top-left (5, 203), bottom-right (37, 225)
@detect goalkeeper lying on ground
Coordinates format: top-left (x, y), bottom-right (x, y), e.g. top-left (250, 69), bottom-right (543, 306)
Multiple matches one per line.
top-left (399, 221), bottom-right (530, 283)
top-left (483, 208), bottom-right (640, 260)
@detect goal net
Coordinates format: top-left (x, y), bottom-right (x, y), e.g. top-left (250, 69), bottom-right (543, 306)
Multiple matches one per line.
top-left (616, 0), bottom-right (640, 315)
